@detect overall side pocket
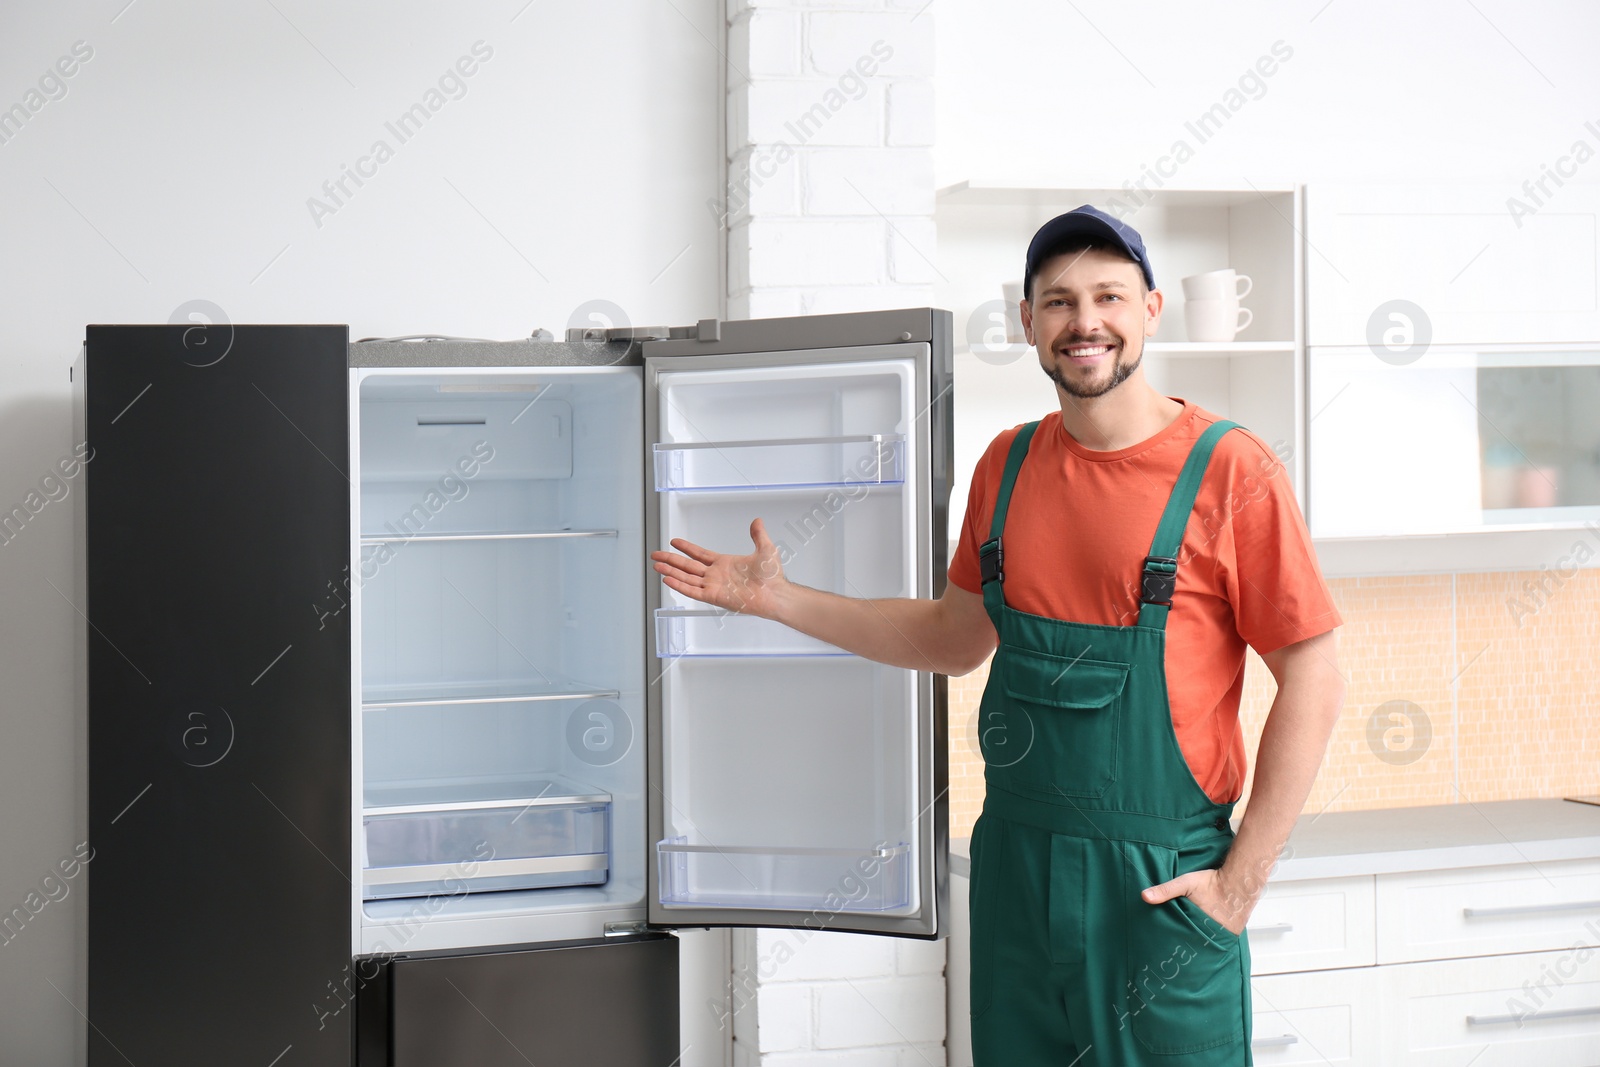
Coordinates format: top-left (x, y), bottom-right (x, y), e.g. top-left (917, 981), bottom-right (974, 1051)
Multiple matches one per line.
top-left (1121, 844), bottom-right (1245, 1056)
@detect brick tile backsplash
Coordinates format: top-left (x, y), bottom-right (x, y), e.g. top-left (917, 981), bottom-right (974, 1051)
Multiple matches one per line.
top-left (947, 569), bottom-right (1600, 839)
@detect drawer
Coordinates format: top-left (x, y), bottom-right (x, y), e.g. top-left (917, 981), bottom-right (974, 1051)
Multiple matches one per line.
top-left (1247, 875), bottom-right (1376, 975)
top-left (362, 775), bottom-right (611, 900)
top-left (357, 934), bottom-right (680, 1066)
top-left (1250, 967), bottom-right (1382, 1065)
top-left (1377, 948), bottom-right (1600, 1066)
top-left (1376, 859), bottom-right (1600, 964)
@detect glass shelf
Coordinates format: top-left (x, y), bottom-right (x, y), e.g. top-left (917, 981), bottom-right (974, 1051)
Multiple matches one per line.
top-left (654, 609), bottom-right (849, 658)
top-left (657, 839), bottom-right (911, 911)
top-left (359, 529), bottom-right (617, 545)
top-left (364, 773), bottom-right (609, 814)
top-left (364, 774), bottom-right (610, 901)
top-left (653, 434), bottom-right (904, 492)
top-left (361, 677), bottom-right (620, 710)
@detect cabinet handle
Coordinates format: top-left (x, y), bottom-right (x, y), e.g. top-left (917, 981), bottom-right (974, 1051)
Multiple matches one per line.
top-left (1462, 899), bottom-right (1600, 919)
top-left (1467, 1005), bottom-right (1600, 1026)
top-left (1252, 1034), bottom-right (1299, 1048)
top-left (1247, 922), bottom-right (1295, 935)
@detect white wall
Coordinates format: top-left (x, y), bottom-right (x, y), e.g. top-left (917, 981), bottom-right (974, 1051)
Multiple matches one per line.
top-left (0, 2), bottom-right (720, 1061)
top-left (936, 0), bottom-right (1600, 190)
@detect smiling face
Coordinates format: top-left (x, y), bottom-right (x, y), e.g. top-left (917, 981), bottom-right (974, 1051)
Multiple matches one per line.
top-left (1022, 245), bottom-right (1163, 400)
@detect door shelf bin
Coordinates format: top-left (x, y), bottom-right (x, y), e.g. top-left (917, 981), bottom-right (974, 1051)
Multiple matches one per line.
top-left (655, 608), bottom-right (849, 658)
top-left (653, 434), bottom-right (905, 491)
top-left (362, 776), bottom-right (610, 901)
top-left (657, 839), bottom-right (911, 911)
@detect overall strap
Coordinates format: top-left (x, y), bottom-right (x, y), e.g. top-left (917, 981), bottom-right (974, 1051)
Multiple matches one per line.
top-left (979, 421), bottom-right (1039, 617)
top-left (1135, 419), bottom-right (1242, 631)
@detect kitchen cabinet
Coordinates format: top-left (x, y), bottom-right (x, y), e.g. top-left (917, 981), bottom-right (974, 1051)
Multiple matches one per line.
top-left (1305, 183), bottom-right (1600, 348)
top-left (1301, 183), bottom-right (1600, 566)
top-left (948, 799), bottom-right (1600, 1067)
top-left (1249, 966), bottom-right (1383, 1065)
top-left (81, 310), bottom-right (953, 1064)
top-left (1243, 874), bottom-right (1375, 975)
top-left (1374, 948), bottom-right (1600, 1065)
top-left (1375, 857), bottom-right (1600, 964)
top-left (1253, 799), bottom-right (1600, 1064)
top-left (1306, 344), bottom-right (1600, 538)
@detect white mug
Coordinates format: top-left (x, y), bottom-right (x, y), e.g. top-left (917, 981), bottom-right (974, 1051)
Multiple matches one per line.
top-left (1181, 269), bottom-right (1253, 302)
top-left (1185, 299), bottom-right (1252, 342)
top-left (1000, 280), bottom-right (1026, 343)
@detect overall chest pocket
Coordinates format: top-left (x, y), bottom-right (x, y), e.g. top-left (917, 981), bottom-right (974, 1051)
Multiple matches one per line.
top-left (978, 648), bottom-right (1129, 799)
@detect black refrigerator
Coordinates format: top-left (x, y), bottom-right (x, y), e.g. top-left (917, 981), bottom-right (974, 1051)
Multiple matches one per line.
top-left (81, 308), bottom-right (953, 1065)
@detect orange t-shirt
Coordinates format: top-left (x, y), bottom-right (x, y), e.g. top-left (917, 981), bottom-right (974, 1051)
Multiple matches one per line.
top-left (948, 399), bottom-right (1343, 804)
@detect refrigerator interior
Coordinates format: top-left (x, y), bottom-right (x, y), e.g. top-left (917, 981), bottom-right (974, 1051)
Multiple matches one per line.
top-left (352, 367), bottom-right (645, 950)
top-left (653, 358), bottom-right (924, 914)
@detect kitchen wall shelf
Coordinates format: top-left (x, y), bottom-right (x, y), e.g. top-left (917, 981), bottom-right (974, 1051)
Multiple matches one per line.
top-left (657, 839), bottom-right (911, 912)
top-left (1147, 340), bottom-right (1296, 356)
top-left (937, 181), bottom-right (1306, 521)
top-left (957, 340), bottom-right (1297, 359)
top-left (654, 608), bottom-right (849, 658)
top-left (653, 434), bottom-right (905, 492)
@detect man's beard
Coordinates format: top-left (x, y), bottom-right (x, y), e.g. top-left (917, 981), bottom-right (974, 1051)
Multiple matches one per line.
top-left (1042, 339), bottom-right (1142, 399)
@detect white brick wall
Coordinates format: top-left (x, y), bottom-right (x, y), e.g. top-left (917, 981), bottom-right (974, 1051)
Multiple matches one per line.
top-left (722, 0), bottom-right (937, 322)
top-left (729, 929), bottom-right (947, 1064)
top-left (718, 3), bottom-right (943, 1063)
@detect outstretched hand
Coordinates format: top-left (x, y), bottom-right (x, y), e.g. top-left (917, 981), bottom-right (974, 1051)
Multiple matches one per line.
top-left (650, 517), bottom-right (789, 618)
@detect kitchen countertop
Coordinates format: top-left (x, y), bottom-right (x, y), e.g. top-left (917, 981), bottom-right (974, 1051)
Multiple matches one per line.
top-left (949, 797), bottom-right (1600, 881)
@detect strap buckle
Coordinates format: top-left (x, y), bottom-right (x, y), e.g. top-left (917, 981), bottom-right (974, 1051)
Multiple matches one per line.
top-left (979, 538), bottom-right (1004, 585)
top-left (1139, 555), bottom-right (1178, 606)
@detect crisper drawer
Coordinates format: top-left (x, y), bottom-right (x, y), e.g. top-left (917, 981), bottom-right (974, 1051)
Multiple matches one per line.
top-left (1377, 948), bottom-right (1600, 1066)
top-left (363, 776), bottom-right (610, 900)
top-left (1247, 875), bottom-right (1376, 975)
top-left (1376, 858), bottom-right (1600, 964)
top-left (1250, 967), bottom-right (1382, 1066)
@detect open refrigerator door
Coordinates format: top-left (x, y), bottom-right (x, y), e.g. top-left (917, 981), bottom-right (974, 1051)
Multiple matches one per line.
top-left (644, 310), bottom-right (952, 938)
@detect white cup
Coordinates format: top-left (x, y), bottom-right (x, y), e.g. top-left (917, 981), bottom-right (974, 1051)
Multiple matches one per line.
top-left (1185, 299), bottom-right (1252, 342)
top-left (1181, 269), bottom-right (1253, 302)
top-left (1000, 280), bottom-right (1026, 343)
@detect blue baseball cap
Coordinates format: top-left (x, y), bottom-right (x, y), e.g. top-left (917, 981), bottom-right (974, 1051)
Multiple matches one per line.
top-left (1024, 204), bottom-right (1155, 298)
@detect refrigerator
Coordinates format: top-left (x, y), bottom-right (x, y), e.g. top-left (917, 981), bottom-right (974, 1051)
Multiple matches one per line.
top-left (80, 307), bottom-right (953, 1066)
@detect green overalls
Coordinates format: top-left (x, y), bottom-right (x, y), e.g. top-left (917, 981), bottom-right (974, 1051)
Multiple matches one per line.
top-left (970, 418), bottom-right (1253, 1066)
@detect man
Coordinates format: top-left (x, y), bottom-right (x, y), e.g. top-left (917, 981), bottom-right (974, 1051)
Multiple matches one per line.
top-left (651, 205), bottom-right (1345, 1065)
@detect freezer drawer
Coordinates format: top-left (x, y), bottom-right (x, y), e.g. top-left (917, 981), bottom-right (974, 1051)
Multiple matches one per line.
top-left (362, 775), bottom-right (610, 900)
top-left (357, 934), bottom-right (679, 1067)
